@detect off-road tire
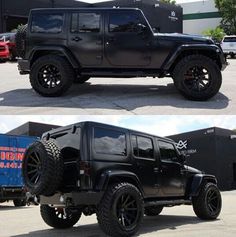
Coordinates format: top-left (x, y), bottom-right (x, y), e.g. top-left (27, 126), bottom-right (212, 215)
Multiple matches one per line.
top-left (74, 75), bottom-right (90, 84)
top-left (192, 182), bottom-right (222, 220)
top-left (22, 139), bottom-right (63, 196)
top-left (173, 55), bottom-right (222, 101)
top-left (13, 199), bottom-right (27, 207)
top-left (145, 206), bottom-right (163, 216)
top-left (30, 55), bottom-right (74, 97)
top-left (97, 183), bottom-right (144, 237)
top-left (40, 205), bottom-right (81, 229)
top-left (15, 24), bottom-right (27, 58)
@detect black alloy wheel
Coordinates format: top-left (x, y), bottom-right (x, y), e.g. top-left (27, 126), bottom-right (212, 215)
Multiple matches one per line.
top-left (25, 150), bottom-right (42, 186)
top-left (206, 188), bottom-right (221, 216)
top-left (38, 64), bottom-right (62, 89)
top-left (115, 193), bottom-right (139, 229)
top-left (183, 66), bottom-right (211, 92)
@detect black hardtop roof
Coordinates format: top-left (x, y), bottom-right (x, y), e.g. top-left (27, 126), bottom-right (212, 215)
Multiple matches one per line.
top-left (31, 7), bottom-right (141, 12)
top-left (45, 121), bottom-right (174, 143)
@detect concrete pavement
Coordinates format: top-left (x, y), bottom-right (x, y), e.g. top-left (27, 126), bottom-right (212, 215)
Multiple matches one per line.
top-left (0, 60), bottom-right (235, 115)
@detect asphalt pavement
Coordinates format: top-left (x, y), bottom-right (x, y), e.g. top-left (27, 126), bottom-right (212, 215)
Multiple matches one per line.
top-left (0, 59), bottom-right (235, 115)
top-left (0, 191), bottom-right (235, 237)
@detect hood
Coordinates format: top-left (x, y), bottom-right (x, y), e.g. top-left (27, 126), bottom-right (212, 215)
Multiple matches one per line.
top-left (155, 33), bottom-right (214, 44)
top-left (184, 165), bottom-right (202, 174)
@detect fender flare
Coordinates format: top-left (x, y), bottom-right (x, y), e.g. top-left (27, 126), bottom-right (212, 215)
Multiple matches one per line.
top-left (189, 174), bottom-right (217, 197)
top-left (28, 46), bottom-right (80, 69)
top-left (162, 44), bottom-right (222, 71)
top-left (96, 170), bottom-right (144, 196)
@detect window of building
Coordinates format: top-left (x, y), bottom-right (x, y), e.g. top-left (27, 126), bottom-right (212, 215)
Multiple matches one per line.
top-left (158, 141), bottom-right (178, 162)
top-left (31, 13), bottom-right (64, 33)
top-left (109, 11), bottom-right (141, 33)
top-left (132, 135), bottom-right (154, 159)
top-left (94, 127), bottom-right (126, 156)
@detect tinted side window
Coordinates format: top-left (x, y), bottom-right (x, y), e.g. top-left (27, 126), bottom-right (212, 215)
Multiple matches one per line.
top-left (94, 127), bottom-right (126, 156)
top-left (132, 135), bottom-right (154, 159)
top-left (31, 13), bottom-right (63, 33)
top-left (109, 12), bottom-right (141, 33)
top-left (223, 37), bottom-right (236, 42)
top-left (158, 141), bottom-right (178, 162)
top-left (79, 13), bottom-right (100, 33)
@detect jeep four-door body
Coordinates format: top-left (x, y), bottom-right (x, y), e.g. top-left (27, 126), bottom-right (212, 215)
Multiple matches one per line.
top-left (16, 8), bottom-right (227, 101)
top-left (22, 122), bottom-right (222, 237)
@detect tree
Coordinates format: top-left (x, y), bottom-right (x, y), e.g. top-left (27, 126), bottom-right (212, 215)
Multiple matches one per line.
top-left (215, 0), bottom-right (236, 35)
top-left (203, 27), bottom-right (225, 42)
top-left (160, 0), bottom-right (176, 5)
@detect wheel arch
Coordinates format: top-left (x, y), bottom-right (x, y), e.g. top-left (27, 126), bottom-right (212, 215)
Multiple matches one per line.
top-left (96, 170), bottom-right (144, 196)
top-left (189, 174), bottom-right (217, 197)
top-left (29, 46), bottom-right (80, 69)
top-left (163, 45), bottom-right (223, 74)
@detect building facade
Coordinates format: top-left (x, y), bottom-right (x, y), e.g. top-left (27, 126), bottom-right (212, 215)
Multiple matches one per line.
top-left (169, 127), bottom-right (236, 191)
top-left (180, 0), bottom-right (221, 35)
top-left (0, 0), bottom-right (183, 33)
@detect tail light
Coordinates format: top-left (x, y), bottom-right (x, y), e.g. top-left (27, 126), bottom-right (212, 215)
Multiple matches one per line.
top-left (79, 161), bottom-right (91, 176)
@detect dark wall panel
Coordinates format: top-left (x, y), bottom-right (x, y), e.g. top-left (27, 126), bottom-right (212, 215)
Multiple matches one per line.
top-left (169, 127), bottom-right (236, 191)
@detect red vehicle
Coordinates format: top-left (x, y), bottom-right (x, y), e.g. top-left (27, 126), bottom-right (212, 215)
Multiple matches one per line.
top-left (0, 33), bottom-right (17, 62)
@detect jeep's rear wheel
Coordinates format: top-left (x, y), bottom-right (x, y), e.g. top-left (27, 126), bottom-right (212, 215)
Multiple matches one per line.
top-left (145, 206), bottom-right (163, 216)
top-left (173, 55), bottom-right (222, 101)
top-left (30, 55), bottom-right (74, 97)
top-left (97, 183), bottom-right (144, 237)
top-left (22, 139), bottom-right (63, 196)
top-left (192, 182), bottom-right (222, 220)
top-left (40, 205), bottom-right (81, 229)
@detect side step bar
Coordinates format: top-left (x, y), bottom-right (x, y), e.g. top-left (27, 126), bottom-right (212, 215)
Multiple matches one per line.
top-left (145, 199), bottom-right (192, 207)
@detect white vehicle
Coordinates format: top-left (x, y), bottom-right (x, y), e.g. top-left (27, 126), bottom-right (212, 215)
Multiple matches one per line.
top-left (221, 36), bottom-right (236, 58)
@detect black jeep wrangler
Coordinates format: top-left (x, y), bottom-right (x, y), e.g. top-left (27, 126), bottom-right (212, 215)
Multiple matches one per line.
top-left (22, 121), bottom-right (222, 237)
top-left (16, 8), bottom-right (227, 101)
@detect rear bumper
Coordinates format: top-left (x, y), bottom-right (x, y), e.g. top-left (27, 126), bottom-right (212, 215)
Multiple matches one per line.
top-left (0, 51), bottom-right (10, 59)
top-left (18, 59), bottom-right (30, 74)
top-left (40, 191), bottom-right (104, 207)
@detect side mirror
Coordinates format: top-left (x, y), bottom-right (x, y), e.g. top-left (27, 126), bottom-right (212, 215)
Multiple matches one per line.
top-left (137, 23), bottom-right (147, 34)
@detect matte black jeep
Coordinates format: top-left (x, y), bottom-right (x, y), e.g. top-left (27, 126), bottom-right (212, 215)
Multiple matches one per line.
top-left (22, 122), bottom-right (222, 237)
top-left (16, 8), bottom-right (227, 101)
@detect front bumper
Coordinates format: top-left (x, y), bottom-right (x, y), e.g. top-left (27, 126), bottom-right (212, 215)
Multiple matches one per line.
top-left (18, 59), bottom-right (30, 74)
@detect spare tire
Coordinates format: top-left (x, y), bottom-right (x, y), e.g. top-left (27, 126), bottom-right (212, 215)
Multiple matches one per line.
top-left (22, 139), bottom-right (63, 196)
top-left (15, 24), bottom-right (28, 58)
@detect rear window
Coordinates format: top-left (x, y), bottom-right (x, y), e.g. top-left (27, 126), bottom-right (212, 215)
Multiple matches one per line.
top-left (31, 13), bottom-right (64, 33)
top-left (223, 37), bottom-right (236, 42)
top-left (94, 127), bottom-right (126, 156)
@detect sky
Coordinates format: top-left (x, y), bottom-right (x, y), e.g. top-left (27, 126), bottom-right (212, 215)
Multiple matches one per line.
top-left (0, 115), bottom-right (236, 137)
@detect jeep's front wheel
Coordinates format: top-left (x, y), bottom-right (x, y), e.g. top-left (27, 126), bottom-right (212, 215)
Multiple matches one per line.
top-left (192, 182), bottom-right (222, 220)
top-left (30, 55), bottom-right (74, 97)
top-left (40, 205), bottom-right (81, 229)
top-left (97, 183), bottom-right (144, 237)
top-left (173, 55), bottom-right (222, 101)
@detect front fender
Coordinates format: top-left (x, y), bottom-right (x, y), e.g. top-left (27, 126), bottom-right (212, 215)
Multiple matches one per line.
top-left (189, 174), bottom-right (217, 197)
top-left (28, 46), bottom-right (80, 69)
top-left (162, 44), bottom-right (226, 71)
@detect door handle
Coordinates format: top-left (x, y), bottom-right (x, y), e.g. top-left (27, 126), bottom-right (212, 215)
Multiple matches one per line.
top-left (71, 37), bottom-right (82, 42)
top-left (154, 167), bottom-right (161, 173)
top-left (108, 37), bottom-right (115, 42)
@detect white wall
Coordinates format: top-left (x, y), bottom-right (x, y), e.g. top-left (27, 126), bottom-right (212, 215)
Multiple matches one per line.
top-left (180, 0), bottom-right (222, 35)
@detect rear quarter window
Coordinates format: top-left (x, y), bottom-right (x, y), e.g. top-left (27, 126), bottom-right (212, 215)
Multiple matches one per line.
top-left (31, 13), bottom-right (64, 34)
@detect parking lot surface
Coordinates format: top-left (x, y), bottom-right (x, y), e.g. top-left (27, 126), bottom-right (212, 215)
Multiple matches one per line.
top-left (0, 59), bottom-right (235, 115)
top-left (0, 191), bottom-right (235, 237)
